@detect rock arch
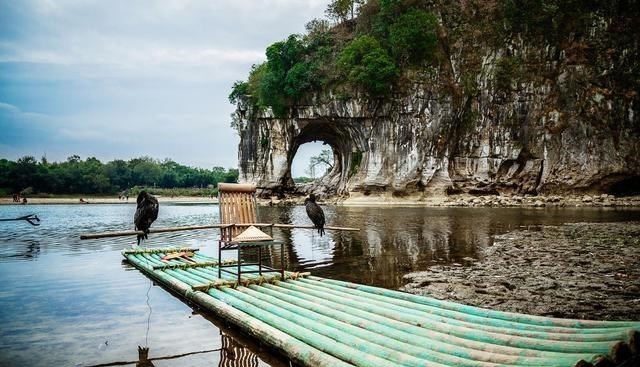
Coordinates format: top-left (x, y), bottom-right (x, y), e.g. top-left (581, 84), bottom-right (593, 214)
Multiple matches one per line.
top-left (234, 105), bottom-right (368, 196)
top-left (232, 84), bottom-right (640, 198)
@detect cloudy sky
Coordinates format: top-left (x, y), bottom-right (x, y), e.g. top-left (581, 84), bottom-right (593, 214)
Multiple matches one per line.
top-left (0, 0), bottom-right (329, 174)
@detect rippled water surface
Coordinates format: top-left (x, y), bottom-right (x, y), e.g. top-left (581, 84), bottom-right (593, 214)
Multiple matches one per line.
top-left (1, 203), bottom-right (639, 366)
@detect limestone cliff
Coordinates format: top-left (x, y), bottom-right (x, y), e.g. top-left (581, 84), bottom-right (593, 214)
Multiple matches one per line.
top-left (232, 2), bottom-right (640, 198)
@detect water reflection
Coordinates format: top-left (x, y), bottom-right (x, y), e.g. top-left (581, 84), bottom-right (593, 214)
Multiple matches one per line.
top-left (258, 206), bottom-right (640, 288)
top-left (219, 333), bottom-right (258, 367)
top-left (85, 331), bottom-right (261, 367)
top-left (0, 239), bottom-right (40, 261)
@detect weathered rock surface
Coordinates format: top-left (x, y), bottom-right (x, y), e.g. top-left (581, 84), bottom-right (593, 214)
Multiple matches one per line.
top-left (232, 6), bottom-right (640, 199)
top-left (401, 222), bottom-right (640, 320)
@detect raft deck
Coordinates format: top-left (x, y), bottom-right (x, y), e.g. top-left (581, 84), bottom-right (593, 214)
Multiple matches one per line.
top-left (124, 247), bottom-right (640, 367)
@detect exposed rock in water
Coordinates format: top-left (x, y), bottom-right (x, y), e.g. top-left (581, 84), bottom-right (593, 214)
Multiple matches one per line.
top-left (232, 4), bottom-right (640, 199)
top-left (401, 222), bottom-right (640, 321)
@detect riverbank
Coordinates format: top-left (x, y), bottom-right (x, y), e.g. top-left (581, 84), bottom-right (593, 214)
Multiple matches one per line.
top-left (337, 192), bottom-right (640, 207)
top-left (265, 192), bottom-right (640, 208)
top-left (401, 221), bottom-right (640, 321)
top-left (0, 196), bottom-right (218, 205)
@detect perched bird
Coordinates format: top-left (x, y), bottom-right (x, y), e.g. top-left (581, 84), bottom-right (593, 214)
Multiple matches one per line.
top-left (134, 191), bottom-right (159, 245)
top-left (305, 193), bottom-right (325, 236)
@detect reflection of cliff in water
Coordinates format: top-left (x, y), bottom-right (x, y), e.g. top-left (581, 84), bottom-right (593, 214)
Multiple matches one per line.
top-left (0, 240), bottom-right (40, 261)
top-left (242, 205), bottom-right (640, 289)
top-left (255, 206), bottom-right (492, 289)
top-left (320, 208), bottom-right (491, 288)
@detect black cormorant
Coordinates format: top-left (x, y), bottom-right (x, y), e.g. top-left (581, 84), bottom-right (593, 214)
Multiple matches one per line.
top-left (305, 193), bottom-right (325, 236)
top-left (134, 191), bottom-right (159, 245)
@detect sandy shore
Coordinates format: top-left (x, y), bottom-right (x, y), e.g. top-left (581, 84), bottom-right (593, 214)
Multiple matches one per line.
top-left (0, 196), bottom-right (218, 205)
top-left (401, 222), bottom-right (640, 321)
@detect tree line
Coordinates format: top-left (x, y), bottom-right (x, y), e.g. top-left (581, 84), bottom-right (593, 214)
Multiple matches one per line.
top-left (0, 155), bottom-right (239, 196)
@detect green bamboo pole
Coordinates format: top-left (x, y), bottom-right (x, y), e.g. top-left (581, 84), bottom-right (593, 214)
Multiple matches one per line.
top-left (239, 285), bottom-right (560, 367)
top-left (300, 277), bottom-right (637, 338)
top-left (249, 283), bottom-right (593, 366)
top-left (280, 279), bottom-right (615, 354)
top-left (309, 276), bottom-right (640, 330)
top-left (224, 287), bottom-right (438, 367)
top-left (301, 278), bottom-right (634, 336)
top-left (124, 251), bottom-right (640, 366)
top-left (264, 282), bottom-right (569, 359)
top-left (205, 287), bottom-right (405, 367)
top-left (266, 281), bottom-right (603, 362)
top-left (124, 253), bottom-right (351, 367)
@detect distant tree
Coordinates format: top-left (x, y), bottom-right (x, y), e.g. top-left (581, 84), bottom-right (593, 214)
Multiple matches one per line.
top-left (12, 156), bottom-right (38, 192)
top-left (0, 155), bottom-right (239, 195)
top-left (224, 168), bottom-right (239, 183)
top-left (308, 149), bottom-right (335, 178)
top-left (104, 159), bottom-right (131, 190)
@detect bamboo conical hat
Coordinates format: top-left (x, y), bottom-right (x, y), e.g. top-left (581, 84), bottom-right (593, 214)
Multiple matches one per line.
top-left (233, 225), bottom-right (273, 242)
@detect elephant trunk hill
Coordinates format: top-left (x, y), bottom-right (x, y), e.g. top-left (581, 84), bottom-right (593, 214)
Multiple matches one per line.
top-left (231, 1), bottom-right (640, 199)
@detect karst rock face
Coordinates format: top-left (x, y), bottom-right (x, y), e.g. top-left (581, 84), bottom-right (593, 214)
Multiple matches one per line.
top-left (232, 28), bottom-right (639, 199)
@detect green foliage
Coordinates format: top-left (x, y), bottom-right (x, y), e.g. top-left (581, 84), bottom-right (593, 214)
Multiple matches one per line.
top-left (230, 1), bottom-right (443, 109)
top-left (244, 35), bottom-right (323, 116)
top-left (228, 81), bottom-right (249, 104)
top-left (501, 0), bottom-right (600, 43)
top-left (326, 0), bottom-right (364, 22)
top-left (388, 9), bottom-right (437, 65)
top-left (494, 55), bottom-right (522, 92)
top-left (0, 156), bottom-right (239, 195)
top-left (338, 35), bottom-right (398, 96)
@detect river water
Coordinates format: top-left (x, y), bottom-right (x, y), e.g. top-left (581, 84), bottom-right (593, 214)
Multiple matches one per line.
top-left (1, 203), bottom-right (639, 366)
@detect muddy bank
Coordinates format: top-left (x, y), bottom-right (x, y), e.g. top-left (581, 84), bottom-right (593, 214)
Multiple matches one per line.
top-left (401, 222), bottom-right (640, 321)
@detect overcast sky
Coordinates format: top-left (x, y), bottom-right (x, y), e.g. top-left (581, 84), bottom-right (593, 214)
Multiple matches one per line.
top-left (0, 0), bottom-right (329, 174)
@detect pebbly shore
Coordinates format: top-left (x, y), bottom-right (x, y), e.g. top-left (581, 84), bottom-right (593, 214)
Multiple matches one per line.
top-left (401, 222), bottom-right (640, 321)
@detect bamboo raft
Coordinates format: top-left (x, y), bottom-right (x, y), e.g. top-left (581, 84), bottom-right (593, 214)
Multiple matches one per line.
top-left (124, 247), bottom-right (640, 367)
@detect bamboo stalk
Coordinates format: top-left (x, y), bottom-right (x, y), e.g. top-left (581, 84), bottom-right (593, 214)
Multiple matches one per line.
top-left (124, 249), bottom-right (640, 367)
top-left (124, 253), bottom-right (350, 367)
top-left (80, 223), bottom-right (359, 239)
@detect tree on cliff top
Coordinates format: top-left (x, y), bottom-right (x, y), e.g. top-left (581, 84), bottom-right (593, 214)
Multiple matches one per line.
top-left (337, 35), bottom-right (398, 96)
top-left (230, 0), bottom-right (636, 118)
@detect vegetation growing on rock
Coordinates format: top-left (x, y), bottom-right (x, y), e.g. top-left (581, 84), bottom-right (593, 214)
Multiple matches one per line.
top-left (230, 0), bottom-right (639, 120)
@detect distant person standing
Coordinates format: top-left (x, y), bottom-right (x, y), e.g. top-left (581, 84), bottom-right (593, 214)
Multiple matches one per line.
top-left (22, 197), bottom-right (27, 205)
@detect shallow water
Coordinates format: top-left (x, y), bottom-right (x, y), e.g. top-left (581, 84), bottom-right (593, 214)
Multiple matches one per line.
top-left (0, 203), bottom-right (639, 366)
